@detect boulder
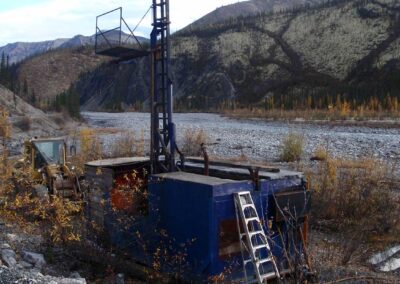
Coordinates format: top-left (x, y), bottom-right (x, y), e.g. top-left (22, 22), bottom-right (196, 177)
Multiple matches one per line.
top-left (69, 271), bottom-right (82, 279)
top-left (57, 278), bottom-right (86, 284)
top-left (21, 251), bottom-right (46, 269)
top-left (6, 233), bottom-right (19, 243)
top-left (1, 249), bottom-right (17, 267)
top-left (17, 260), bottom-right (33, 269)
top-left (0, 243), bottom-right (11, 250)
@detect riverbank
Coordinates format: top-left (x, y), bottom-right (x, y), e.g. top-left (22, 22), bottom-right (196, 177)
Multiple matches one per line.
top-left (82, 112), bottom-right (400, 164)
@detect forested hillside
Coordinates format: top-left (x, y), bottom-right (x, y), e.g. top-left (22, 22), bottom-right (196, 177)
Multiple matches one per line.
top-left (74, 0), bottom-right (400, 113)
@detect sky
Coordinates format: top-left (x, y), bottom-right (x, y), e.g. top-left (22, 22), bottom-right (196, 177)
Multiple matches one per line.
top-left (0, 0), bottom-right (244, 46)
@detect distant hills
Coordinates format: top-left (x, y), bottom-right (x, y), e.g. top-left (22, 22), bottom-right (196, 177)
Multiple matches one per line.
top-left (76, 0), bottom-right (400, 111)
top-left (1, 0), bottom-right (400, 113)
top-left (0, 32), bottom-right (148, 64)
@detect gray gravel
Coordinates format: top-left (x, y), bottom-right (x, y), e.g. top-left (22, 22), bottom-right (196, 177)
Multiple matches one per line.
top-left (82, 112), bottom-right (400, 163)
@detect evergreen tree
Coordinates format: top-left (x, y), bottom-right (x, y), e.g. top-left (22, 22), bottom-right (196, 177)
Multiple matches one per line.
top-left (31, 89), bottom-right (36, 106)
top-left (0, 52), bottom-right (5, 73)
top-left (13, 92), bottom-right (17, 109)
top-left (23, 79), bottom-right (28, 97)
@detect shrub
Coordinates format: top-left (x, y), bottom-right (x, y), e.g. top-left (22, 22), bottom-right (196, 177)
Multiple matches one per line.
top-left (279, 132), bottom-right (304, 162)
top-left (51, 112), bottom-right (69, 127)
top-left (180, 128), bottom-right (209, 156)
top-left (14, 116), bottom-right (31, 131)
top-left (110, 132), bottom-right (136, 158)
top-left (309, 158), bottom-right (400, 264)
top-left (0, 110), bottom-right (11, 138)
top-left (71, 128), bottom-right (103, 176)
top-left (311, 144), bottom-right (328, 161)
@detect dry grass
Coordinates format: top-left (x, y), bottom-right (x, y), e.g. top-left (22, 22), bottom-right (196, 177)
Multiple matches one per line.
top-left (305, 157), bottom-right (400, 265)
top-left (279, 132), bottom-right (304, 162)
top-left (223, 108), bottom-right (400, 121)
top-left (109, 130), bottom-right (145, 158)
top-left (180, 128), bottom-right (209, 156)
top-left (1, 117), bottom-right (83, 245)
top-left (312, 144), bottom-right (328, 161)
top-left (71, 128), bottom-right (104, 176)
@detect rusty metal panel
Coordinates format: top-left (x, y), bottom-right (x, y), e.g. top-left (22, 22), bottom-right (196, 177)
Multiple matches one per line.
top-left (274, 191), bottom-right (311, 222)
top-left (85, 167), bottom-right (114, 230)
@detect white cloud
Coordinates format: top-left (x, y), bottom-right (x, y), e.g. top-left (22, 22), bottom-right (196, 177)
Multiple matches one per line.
top-left (0, 0), bottom-right (243, 46)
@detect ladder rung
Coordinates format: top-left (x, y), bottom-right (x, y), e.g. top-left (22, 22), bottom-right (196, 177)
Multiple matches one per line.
top-left (235, 191), bottom-right (280, 283)
top-left (260, 271), bottom-right (278, 280)
top-left (258, 257), bottom-right (272, 264)
top-left (245, 217), bottom-right (259, 223)
top-left (253, 244), bottom-right (267, 251)
top-left (247, 272), bottom-right (277, 284)
top-left (242, 204), bottom-right (256, 210)
top-left (249, 230), bottom-right (263, 237)
top-left (243, 258), bottom-right (252, 265)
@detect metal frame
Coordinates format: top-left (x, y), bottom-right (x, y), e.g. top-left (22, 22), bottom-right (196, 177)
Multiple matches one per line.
top-left (95, 7), bottom-right (144, 54)
top-left (150, 0), bottom-right (176, 173)
top-left (95, 2), bottom-right (176, 174)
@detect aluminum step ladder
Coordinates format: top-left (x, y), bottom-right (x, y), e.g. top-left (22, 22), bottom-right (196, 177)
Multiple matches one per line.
top-left (234, 191), bottom-right (280, 284)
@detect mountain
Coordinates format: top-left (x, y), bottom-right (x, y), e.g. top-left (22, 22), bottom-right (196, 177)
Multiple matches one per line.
top-left (184, 0), bottom-right (323, 30)
top-left (0, 39), bottom-right (70, 65)
top-left (0, 85), bottom-right (60, 138)
top-left (0, 32), bottom-right (148, 64)
top-left (74, 0), bottom-right (400, 111)
top-left (16, 47), bottom-right (109, 101)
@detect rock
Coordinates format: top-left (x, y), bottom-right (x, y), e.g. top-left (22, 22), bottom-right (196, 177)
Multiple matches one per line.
top-left (369, 245), bottom-right (400, 265)
top-left (1, 249), bottom-right (17, 267)
top-left (33, 184), bottom-right (50, 201)
top-left (116, 273), bottom-right (124, 284)
top-left (0, 265), bottom-right (86, 283)
top-left (17, 260), bottom-right (33, 269)
top-left (6, 233), bottom-right (19, 243)
top-left (69, 271), bottom-right (82, 279)
top-left (0, 243), bottom-right (11, 250)
top-left (57, 278), bottom-right (87, 284)
top-left (22, 251), bottom-right (46, 269)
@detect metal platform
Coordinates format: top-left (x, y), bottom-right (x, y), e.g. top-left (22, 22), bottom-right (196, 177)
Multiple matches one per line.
top-left (95, 7), bottom-right (149, 60)
top-left (85, 157), bottom-right (149, 168)
top-left (96, 46), bottom-right (149, 59)
top-left (183, 158), bottom-right (303, 181)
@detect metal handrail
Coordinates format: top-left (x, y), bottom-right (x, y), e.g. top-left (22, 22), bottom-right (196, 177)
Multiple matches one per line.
top-left (95, 7), bottom-right (146, 52)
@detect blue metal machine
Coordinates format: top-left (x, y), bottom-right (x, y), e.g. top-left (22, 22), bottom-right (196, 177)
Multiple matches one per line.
top-left (85, 158), bottom-right (311, 282)
top-left (91, 1), bottom-right (311, 282)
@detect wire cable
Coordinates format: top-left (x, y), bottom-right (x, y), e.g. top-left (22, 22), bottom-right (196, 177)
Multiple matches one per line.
top-left (133, 5), bottom-right (152, 33)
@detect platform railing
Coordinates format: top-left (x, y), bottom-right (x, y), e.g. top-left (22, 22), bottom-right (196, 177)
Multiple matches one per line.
top-left (95, 7), bottom-right (145, 55)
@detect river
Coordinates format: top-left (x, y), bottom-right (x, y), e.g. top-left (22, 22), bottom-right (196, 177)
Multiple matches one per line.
top-left (82, 112), bottom-right (400, 163)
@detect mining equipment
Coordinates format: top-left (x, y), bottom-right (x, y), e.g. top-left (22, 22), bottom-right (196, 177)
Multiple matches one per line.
top-left (17, 138), bottom-right (80, 199)
top-left (88, 1), bottom-right (311, 282)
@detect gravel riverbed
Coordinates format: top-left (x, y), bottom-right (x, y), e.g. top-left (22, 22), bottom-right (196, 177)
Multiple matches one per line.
top-left (82, 112), bottom-right (400, 164)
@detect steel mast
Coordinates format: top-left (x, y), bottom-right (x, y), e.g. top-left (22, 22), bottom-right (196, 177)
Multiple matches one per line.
top-left (150, 0), bottom-right (176, 174)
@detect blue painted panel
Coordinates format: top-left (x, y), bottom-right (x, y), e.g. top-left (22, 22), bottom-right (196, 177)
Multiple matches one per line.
top-left (97, 171), bottom-right (306, 281)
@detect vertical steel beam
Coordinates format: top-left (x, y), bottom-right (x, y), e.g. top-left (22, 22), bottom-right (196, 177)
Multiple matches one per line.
top-left (150, 0), bottom-right (175, 174)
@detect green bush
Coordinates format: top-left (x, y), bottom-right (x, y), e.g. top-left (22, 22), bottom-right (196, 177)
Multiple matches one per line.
top-left (279, 132), bottom-right (304, 162)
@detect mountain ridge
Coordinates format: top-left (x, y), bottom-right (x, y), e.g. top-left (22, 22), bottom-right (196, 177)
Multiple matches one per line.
top-left (0, 33), bottom-right (148, 64)
top-left (182, 0), bottom-right (324, 31)
top-left (76, 0), bottom-right (400, 111)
